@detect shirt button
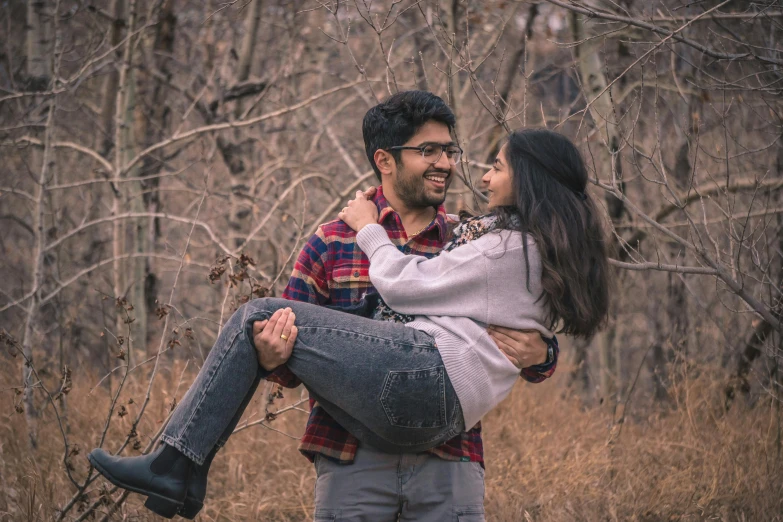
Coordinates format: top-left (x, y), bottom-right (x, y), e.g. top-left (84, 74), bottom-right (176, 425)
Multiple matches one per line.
top-left (353, 271), bottom-right (360, 278)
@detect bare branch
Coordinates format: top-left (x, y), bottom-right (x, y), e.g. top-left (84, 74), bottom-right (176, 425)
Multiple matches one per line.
top-left (122, 79), bottom-right (371, 176)
top-left (543, 0), bottom-right (783, 66)
top-left (8, 136), bottom-right (114, 175)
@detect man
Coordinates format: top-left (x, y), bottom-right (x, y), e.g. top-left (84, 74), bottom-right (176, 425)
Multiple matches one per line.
top-left (257, 91), bottom-right (558, 521)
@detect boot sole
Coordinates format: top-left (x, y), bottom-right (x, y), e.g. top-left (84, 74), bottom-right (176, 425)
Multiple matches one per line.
top-left (144, 496), bottom-right (182, 518)
top-left (88, 453), bottom-right (184, 519)
top-left (178, 497), bottom-right (204, 519)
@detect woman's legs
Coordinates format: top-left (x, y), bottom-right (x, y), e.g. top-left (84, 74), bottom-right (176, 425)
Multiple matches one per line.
top-left (161, 297), bottom-right (464, 462)
top-left (159, 299), bottom-right (263, 464)
top-left (89, 297), bottom-right (464, 517)
top-left (88, 303), bottom-right (266, 518)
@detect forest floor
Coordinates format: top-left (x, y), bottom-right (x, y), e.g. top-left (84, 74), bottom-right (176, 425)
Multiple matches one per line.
top-left (1, 357), bottom-right (781, 521)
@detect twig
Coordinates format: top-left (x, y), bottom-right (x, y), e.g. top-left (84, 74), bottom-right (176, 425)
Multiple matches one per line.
top-left (543, 0), bottom-right (783, 66)
top-left (131, 150), bottom-right (214, 450)
top-left (66, 410), bottom-right (174, 522)
top-left (556, 0), bottom-right (735, 131)
top-left (121, 79), bottom-right (371, 176)
top-left (0, 253), bottom-right (211, 314)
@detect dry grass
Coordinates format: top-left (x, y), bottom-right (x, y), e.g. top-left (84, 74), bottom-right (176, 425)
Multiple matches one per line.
top-left (1, 357), bottom-right (781, 522)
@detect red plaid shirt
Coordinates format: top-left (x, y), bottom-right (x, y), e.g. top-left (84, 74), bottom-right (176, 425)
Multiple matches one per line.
top-left (269, 186), bottom-right (557, 465)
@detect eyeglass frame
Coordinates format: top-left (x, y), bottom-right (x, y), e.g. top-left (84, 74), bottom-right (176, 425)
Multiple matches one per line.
top-left (386, 142), bottom-right (464, 165)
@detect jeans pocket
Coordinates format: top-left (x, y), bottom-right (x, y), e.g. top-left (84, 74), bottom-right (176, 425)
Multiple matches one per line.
top-left (380, 366), bottom-right (446, 428)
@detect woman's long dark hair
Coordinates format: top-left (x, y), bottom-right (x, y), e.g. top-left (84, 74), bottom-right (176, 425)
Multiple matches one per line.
top-left (498, 128), bottom-right (610, 339)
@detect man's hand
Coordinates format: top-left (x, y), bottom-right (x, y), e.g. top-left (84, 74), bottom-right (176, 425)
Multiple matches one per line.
top-left (253, 308), bottom-right (298, 371)
top-left (488, 326), bottom-right (547, 369)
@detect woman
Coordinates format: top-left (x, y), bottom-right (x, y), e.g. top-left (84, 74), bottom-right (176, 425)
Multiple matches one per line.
top-left (88, 129), bottom-right (610, 519)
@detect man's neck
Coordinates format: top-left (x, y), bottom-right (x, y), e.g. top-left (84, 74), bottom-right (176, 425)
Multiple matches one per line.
top-left (382, 185), bottom-right (436, 237)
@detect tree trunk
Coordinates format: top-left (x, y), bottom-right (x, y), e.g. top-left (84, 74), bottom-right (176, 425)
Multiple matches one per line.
top-left (21, 120), bottom-right (54, 448)
top-left (665, 46), bottom-right (698, 367)
top-left (725, 144), bottom-right (783, 407)
top-left (648, 294), bottom-right (669, 402)
top-left (97, 0), bottom-right (126, 157)
top-left (570, 10), bottom-right (626, 404)
top-left (126, 67), bottom-right (147, 358)
top-left (651, 138), bottom-right (693, 399)
top-left (112, 0), bottom-right (137, 360)
top-left (445, 0), bottom-right (461, 129)
top-left (134, 0), bottom-right (176, 355)
top-left (485, 3), bottom-right (539, 163)
top-left (21, 0), bottom-right (55, 449)
top-left (25, 0), bottom-right (50, 86)
top-left (568, 337), bottom-right (592, 399)
top-left (237, 0), bottom-right (263, 87)
top-left (225, 0), bottom-right (264, 248)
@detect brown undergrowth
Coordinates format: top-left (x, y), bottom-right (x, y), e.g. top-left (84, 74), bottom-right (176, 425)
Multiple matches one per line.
top-left (1, 357), bottom-right (781, 522)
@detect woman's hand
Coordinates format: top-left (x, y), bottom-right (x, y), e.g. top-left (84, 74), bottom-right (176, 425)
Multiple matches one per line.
top-left (253, 308), bottom-right (298, 371)
top-left (488, 326), bottom-right (548, 368)
top-left (338, 190), bottom-right (379, 232)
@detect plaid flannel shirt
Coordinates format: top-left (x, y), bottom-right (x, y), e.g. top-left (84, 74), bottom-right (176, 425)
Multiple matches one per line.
top-left (268, 185), bottom-right (558, 465)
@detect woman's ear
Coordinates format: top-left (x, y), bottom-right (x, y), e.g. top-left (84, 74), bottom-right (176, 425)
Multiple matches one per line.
top-left (374, 149), bottom-right (395, 176)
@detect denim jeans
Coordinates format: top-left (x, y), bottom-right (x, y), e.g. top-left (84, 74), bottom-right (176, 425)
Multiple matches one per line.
top-left (160, 298), bottom-right (465, 465)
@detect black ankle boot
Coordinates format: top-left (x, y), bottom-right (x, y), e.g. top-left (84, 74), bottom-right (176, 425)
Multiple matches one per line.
top-left (178, 446), bottom-right (217, 519)
top-left (88, 444), bottom-right (192, 519)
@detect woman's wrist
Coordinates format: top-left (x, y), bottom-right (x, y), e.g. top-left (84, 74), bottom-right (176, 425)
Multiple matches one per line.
top-left (355, 219), bottom-right (376, 232)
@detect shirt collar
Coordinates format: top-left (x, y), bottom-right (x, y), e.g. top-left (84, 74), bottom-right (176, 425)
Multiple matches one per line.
top-left (373, 185), bottom-right (450, 243)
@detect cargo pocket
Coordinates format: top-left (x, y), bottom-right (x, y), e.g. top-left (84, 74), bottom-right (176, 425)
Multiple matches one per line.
top-left (454, 505), bottom-right (485, 521)
top-left (313, 509), bottom-right (339, 521)
top-left (380, 366), bottom-right (446, 428)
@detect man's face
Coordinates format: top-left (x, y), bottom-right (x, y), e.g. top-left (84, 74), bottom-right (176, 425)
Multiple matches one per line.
top-left (390, 121), bottom-right (456, 209)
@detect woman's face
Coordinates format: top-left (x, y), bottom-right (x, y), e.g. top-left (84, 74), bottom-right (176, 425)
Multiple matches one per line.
top-left (482, 145), bottom-right (515, 209)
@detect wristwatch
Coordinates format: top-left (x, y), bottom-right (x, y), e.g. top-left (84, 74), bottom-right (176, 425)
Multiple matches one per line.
top-left (542, 342), bottom-right (555, 366)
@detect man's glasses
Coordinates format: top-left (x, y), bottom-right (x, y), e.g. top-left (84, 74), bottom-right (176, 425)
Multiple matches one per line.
top-left (387, 143), bottom-right (463, 165)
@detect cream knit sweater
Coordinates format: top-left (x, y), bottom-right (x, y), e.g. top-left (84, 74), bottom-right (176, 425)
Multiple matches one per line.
top-left (356, 223), bottom-right (553, 429)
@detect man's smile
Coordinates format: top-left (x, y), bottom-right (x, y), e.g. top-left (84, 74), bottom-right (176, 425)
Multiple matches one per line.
top-left (423, 170), bottom-right (449, 189)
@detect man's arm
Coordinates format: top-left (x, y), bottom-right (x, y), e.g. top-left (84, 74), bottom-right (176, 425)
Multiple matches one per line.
top-left (281, 228), bottom-right (332, 305)
top-left (265, 228), bottom-right (332, 387)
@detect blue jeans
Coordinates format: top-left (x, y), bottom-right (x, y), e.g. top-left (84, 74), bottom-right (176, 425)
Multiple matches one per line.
top-left (160, 298), bottom-right (465, 465)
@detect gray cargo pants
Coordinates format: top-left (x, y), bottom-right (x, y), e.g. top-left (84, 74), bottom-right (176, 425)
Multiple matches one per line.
top-left (313, 444), bottom-right (486, 521)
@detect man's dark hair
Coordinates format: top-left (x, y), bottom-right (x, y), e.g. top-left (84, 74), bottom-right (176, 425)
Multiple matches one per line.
top-left (362, 90), bottom-right (456, 181)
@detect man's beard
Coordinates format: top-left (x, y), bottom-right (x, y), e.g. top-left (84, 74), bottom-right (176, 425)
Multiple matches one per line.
top-left (393, 166), bottom-right (449, 209)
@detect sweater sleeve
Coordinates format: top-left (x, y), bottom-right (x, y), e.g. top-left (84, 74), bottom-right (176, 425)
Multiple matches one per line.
top-left (356, 224), bottom-right (518, 323)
